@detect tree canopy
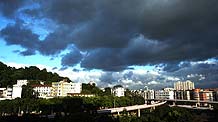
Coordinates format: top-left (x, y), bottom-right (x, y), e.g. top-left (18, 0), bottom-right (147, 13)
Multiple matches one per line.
top-left (0, 61), bottom-right (69, 87)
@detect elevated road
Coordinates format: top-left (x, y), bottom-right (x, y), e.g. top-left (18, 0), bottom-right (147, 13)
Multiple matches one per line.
top-left (152, 99), bottom-right (218, 104)
top-left (97, 101), bottom-right (166, 117)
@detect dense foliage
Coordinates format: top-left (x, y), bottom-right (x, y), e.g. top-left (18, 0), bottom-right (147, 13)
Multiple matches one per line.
top-left (0, 95), bottom-right (144, 116)
top-left (0, 61), bottom-right (69, 87)
top-left (0, 99), bottom-right (217, 122)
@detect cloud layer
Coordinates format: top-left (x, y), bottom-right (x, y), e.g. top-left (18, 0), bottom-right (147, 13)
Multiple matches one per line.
top-left (0, 0), bottom-right (218, 88)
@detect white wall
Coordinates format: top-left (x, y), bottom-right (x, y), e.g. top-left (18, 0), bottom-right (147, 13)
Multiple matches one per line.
top-left (113, 87), bottom-right (125, 97)
top-left (12, 85), bottom-right (22, 98)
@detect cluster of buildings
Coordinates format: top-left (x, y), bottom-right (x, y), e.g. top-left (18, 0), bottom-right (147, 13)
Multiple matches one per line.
top-left (1, 79), bottom-right (217, 102)
top-left (132, 80), bottom-right (218, 101)
top-left (0, 79), bottom-right (127, 100)
top-left (0, 79), bottom-right (82, 100)
top-left (0, 80), bottom-right (28, 100)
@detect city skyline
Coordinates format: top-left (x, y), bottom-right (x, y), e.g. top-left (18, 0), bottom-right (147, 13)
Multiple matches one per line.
top-left (0, 0), bottom-right (218, 89)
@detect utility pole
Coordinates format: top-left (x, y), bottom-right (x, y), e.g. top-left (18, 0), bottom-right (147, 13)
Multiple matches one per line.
top-left (113, 98), bottom-right (115, 108)
top-left (113, 90), bottom-right (116, 108)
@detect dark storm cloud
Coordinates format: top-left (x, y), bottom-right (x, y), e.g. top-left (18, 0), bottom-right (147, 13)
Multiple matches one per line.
top-left (38, 26), bottom-right (74, 55)
top-left (81, 48), bottom-right (127, 71)
top-left (61, 47), bottom-right (83, 67)
top-left (0, 0), bottom-right (25, 17)
top-left (163, 63), bottom-right (180, 72)
top-left (0, 20), bottom-right (39, 56)
top-left (41, 0), bottom-right (97, 25)
top-left (41, 0), bottom-right (218, 70)
top-left (1, 0), bottom-right (218, 71)
top-left (19, 49), bottom-right (36, 56)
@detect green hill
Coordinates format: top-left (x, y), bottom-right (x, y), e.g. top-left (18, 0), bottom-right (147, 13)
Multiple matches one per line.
top-left (0, 61), bottom-right (69, 87)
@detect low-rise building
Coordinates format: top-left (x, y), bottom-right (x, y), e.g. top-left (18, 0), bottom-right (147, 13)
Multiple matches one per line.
top-left (0, 88), bottom-right (7, 98)
top-left (199, 90), bottom-right (213, 101)
top-left (17, 80), bottom-right (28, 86)
top-left (12, 84), bottom-right (22, 98)
top-left (52, 80), bottom-right (82, 97)
top-left (32, 84), bottom-right (52, 98)
top-left (141, 90), bottom-right (155, 100)
top-left (67, 93), bottom-right (95, 97)
top-left (175, 90), bottom-right (191, 100)
top-left (155, 89), bottom-right (174, 100)
top-left (113, 86), bottom-right (125, 97)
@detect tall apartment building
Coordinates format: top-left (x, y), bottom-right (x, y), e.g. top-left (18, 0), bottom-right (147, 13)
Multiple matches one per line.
top-left (52, 80), bottom-right (82, 97)
top-left (174, 80), bottom-right (195, 91)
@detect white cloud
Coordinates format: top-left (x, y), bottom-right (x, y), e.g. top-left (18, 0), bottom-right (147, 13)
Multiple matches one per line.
top-left (6, 62), bottom-right (29, 69)
top-left (166, 76), bottom-right (180, 81)
top-left (148, 80), bottom-right (159, 85)
top-left (122, 79), bottom-right (133, 84)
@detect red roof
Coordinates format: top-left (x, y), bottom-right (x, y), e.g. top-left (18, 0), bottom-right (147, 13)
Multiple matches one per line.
top-left (31, 84), bottom-right (52, 87)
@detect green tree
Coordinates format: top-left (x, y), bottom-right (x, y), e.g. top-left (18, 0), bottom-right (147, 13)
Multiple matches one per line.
top-left (21, 85), bottom-right (37, 98)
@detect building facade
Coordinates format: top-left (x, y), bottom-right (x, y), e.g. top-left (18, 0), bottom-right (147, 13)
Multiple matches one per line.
top-left (12, 84), bottom-right (22, 98)
top-left (16, 80), bottom-right (28, 86)
top-left (155, 89), bottom-right (174, 100)
top-left (174, 80), bottom-right (195, 91)
top-left (142, 90), bottom-right (155, 100)
top-left (175, 90), bottom-right (191, 100)
top-left (32, 84), bottom-right (52, 98)
top-left (113, 87), bottom-right (125, 97)
top-left (52, 80), bottom-right (82, 97)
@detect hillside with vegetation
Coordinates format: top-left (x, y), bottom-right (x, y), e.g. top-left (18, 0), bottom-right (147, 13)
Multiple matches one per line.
top-left (0, 61), bottom-right (69, 87)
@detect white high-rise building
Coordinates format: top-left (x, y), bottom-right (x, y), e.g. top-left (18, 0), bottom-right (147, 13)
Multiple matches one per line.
top-left (174, 80), bottom-right (195, 91)
top-left (52, 80), bottom-right (82, 97)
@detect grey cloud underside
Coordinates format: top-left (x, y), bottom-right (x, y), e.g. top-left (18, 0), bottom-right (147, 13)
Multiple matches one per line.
top-left (97, 60), bottom-right (218, 89)
top-left (0, 0), bottom-right (218, 72)
top-left (163, 61), bottom-right (218, 88)
top-left (0, 0), bottom-right (25, 18)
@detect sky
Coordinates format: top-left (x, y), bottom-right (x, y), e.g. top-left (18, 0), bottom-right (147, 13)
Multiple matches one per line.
top-left (0, 0), bottom-right (218, 90)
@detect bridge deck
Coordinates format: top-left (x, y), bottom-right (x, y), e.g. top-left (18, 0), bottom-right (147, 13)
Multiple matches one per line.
top-left (97, 101), bottom-right (166, 114)
top-left (150, 99), bottom-right (218, 104)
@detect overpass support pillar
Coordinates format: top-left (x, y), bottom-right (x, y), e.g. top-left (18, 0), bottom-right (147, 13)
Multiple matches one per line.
top-left (137, 109), bottom-right (140, 117)
top-left (195, 102), bottom-right (200, 107)
top-left (173, 102), bottom-right (176, 106)
top-left (149, 106), bottom-right (155, 112)
top-left (208, 104), bottom-right (212, 109)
